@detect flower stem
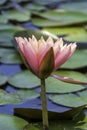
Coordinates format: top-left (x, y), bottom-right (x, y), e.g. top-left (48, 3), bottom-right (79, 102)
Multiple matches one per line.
top-left (41, 79), bottom-right (49, 130)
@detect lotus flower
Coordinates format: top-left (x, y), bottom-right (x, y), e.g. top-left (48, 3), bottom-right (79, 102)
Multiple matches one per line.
top-left (15, 36), bottom-right (76, 79)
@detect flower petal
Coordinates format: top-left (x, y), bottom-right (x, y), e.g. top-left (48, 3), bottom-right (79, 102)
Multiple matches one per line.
top-left (51, 74), bottom-right (87, 85)
top-left (23, 43), bottom-right (38, 75)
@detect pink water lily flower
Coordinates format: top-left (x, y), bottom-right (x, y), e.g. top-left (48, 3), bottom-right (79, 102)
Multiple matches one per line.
top-left (15, 36), bottom-right (76, 79)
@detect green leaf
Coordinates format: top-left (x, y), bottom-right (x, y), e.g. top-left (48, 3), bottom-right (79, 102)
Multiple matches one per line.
top-left (0, 24), bottom-right (24, 47)
top-left (0, 89), bottom-right (22, 105)
top-left (0, 53), bottom-right (22, 64)
top-left (0, 74), bottom-right (8, 86)
top-left (43, 27), bottom-right (87, 43)
top-left (8, 70), bottom-right (40, 89)
top-left (25, 3), bottom-right (46, 11)
top-left (0, 89), bottom-right (39, 105)
top-left (61, 50), bottom-right (87, 69)
top-left (1, 10), bottom-right (30, 22)
top-left (0, 113), bottom-right (28, 130)
top-left (33, 0), bottom-right (62, 5)
top-left (49, 94), bottom-right (86, 107)
top-left (31, 10), bottom-right (87, 27)
top-left (0, 48), bottom-right (16, 57)
top-left (16, 90), bottom-right (40, 100)
top-left (46, 76), bottom-right (85, 94)
top-left (60, 1), bottom-right (87, 14)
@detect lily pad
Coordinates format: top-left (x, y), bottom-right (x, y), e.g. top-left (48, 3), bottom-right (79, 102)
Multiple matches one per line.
top-left (49, 94), bottom-right (86, 107)
top-left (1, 10), bottom-right (30, 22)
top-left (46, 76), bottom-right (85, 94)
top-left (0, 89), bottom-right (22, 105)
top-left (61, 49), bottom-right (87, 69)
top-left (33, 0), bottom-right (62, 5)
top-left (16, 90), bottom-right (40, 100)
top-left (0, 48), bottom-right (16, 57)
top-left (31, 10), bottom-right (87, 27)
top-left (8, 70), bottom-right (40, 89)
top-left (0, 53), bottom-right (22, 64)
top-left (0, 113), bottom-right (29, 130)
top-left (0, 74), bottom-right (8, 86)
top-left (0, 89), bottom-right (40, 105)
top-left (43, 27), bottom-right (87, 43)
top-left (60, 1), bottom-right (87, 14)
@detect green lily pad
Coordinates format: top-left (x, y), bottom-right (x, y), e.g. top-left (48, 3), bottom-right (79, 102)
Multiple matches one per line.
top-left (60, 1), bottom-right (87, 14)
top-left (0, 89), bottom-right (39, 105)
top-left (0, 89), bottom-right (22, 105)
top-left (31, 10), bottom-right (87, 27)
top-left (16, 90), bottom-right (40, 100)
top-left (0, 74), bottom-right (8, 86)
top-left (25, 3), bottom-right (46, 11)
top-left (61, 49), bottom-right (87, 69)
top-left (8, 70), bottom-right (40, 89)
top-left (43, 27), bottom-right (87, 43)
top-left (46, 76), bottom-right (85, 94)
top-left (49, 94), bottom-right (86, 107)
top-left (0, 48), bottom-right (16, 57)
top-left (1, 10), bottom-right (30, 22)
top-left (33, 0), bottom-right (62, 5)
top-left (0, 53), bottom-right (22, 64)
top-left (0, 113), bottom-right (29, 130)
top-left (0, 23), bottom-right (24, 47)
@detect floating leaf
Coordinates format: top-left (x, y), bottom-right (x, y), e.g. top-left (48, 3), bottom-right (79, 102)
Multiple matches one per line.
top-left (49, 94), bottom-right (86, 107)
top-left (0, 48), bottom-right (16, 57)
top-left (0, 89), bottom-right (22, 105)
top-left (0, 53), bottom-right (22, 64)
top-left (46, 76), bottom-right (85, 94)
top-left (0, 89), bottom-right (39, 105)
top-left (0, 113), bottom-right (29, 130)
top-left (33, 0), bottom-right (62, 5)
top-left (0, 74), bottom-right (8, 86)
top-left (43, 27), bottom-right (87, 43)
top-left (16, 90), bottom-right (40, 100)
top-left (61, 50), bottom-right (87, 69)
top-left (60, 1), bottom-right (87, 14)
top-left (1, 10), bottom-right (30, 22)
top-left (25, 3), bottom-right (46, 11)
top-left (8, 70), bottom-right (40, 88)
top-left (31, 10), bottom-right (87, 27)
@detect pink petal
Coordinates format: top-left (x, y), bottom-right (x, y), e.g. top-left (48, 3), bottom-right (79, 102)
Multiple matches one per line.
top-left (23, 43), bottom-right (38, 75)
top-left (51, 74), bottom-right (87, 85)
top-left (54, 45), bottom-right (71, 70)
